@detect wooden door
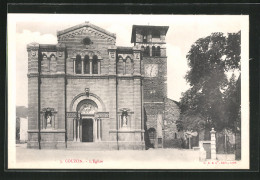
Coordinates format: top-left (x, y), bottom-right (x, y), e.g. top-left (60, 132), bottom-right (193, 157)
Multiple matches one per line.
top-left (82, 119), bottom-right (93, 142)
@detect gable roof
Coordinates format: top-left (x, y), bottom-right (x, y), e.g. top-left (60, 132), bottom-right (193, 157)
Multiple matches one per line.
top-left (57, 21), bottom-right (116, 39)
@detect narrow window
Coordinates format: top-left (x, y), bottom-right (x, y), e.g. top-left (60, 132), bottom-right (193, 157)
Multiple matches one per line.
top-left (84, 55), bottom-right (90, 74)
top-left (156, 46), bottom-right (161, 56)
top-left (152, 46), bottom-right (156, 57)
top-left (92, 55), bottom-right (98, 74)
top-left (144, 46), bottom-right (150, 57)
top-left (75, 55), bottom-right (82, 74)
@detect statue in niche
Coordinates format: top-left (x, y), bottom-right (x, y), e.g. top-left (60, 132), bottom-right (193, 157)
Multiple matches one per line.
top-left (45, 111), bottom-right (52, 129)
top-left (121, 110), bottom-right (128, 127)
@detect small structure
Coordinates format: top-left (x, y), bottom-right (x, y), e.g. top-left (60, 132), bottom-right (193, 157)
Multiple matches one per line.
top-left (20, 117), bottom-right (28, 142)
top-left (198, 128), bottom-right (217, 161)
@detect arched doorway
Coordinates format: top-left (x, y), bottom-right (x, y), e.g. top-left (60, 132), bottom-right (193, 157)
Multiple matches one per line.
top-left (77, 99), bottom-right (98, 142)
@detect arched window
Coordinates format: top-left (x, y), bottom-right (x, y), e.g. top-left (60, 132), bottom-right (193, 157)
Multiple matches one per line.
top-left (117, 57), bottom-right (124, 74)
top-left (92, 55), bottom-right (98, 74)
top-left (144, 46), bottom-right (150, 57)
top-left (125, 57), bottom-right (132, 75)
top-left (84, 55), bottom-right (90, 74)
top-left (42, 54), bottom-right (49, 72)
top-left (50, 54), bottom-right (56, 61)
top-left (156, 46), bottom-right (161, 56)
top-left (75, 55), bottom-right (82, 74)
top-left (152, 46), bottom-right (156, 57)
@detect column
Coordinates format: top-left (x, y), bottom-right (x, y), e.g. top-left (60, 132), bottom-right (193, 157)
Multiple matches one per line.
top-left (123, 60), bottom-right (126, 75)
top-left (90, 59), bottom-right (92, 74)
top-left (77, 119), bottom-right (80, 142)
top-left (93, 118), bottom-right (96, 142)
top-left (210, 128), bottom-right (217, 160)
top-left (97, 119), bottom-right (99, 141)
top-left (81, 59), bottom-right (84, 74)
top-left (73, 59), bottom-right (75, 74)
top-left (73, 119), bottom-right (76, 141)
top-left (98, 119), bottom-right (101, 141)
top-left (98, 60), bottom-right (101, 74)
top-left (100, 119), bottom-right (102, 140)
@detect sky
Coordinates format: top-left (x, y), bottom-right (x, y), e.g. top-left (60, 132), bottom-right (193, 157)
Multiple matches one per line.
top-left (9, 14), bottom-right (245, 107)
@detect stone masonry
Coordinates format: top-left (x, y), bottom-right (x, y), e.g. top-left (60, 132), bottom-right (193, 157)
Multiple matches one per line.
top-left (27, 22), bottom-right (179, 150)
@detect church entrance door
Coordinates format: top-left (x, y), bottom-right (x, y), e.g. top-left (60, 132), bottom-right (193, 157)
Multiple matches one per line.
top-left (82, 119), bottom-right (93, 142)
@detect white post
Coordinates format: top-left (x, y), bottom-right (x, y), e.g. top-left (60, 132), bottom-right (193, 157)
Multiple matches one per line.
top-left (210, 128), bottom-right (217, 160)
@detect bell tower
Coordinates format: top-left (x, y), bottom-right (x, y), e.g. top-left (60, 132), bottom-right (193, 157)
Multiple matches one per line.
top-left (131, 25), bottom-right (169, 148)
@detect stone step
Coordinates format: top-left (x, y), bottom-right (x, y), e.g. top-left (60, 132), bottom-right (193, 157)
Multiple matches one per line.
top-left (67, 142), bottom-right (109, 151)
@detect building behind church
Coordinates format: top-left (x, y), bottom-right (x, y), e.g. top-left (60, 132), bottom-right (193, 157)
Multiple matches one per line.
top-left (27, 22), bottom-right (180, 150)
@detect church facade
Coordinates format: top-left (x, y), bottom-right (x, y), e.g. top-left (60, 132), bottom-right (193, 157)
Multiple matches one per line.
top-left (27, 22), bottom-right (180, 150)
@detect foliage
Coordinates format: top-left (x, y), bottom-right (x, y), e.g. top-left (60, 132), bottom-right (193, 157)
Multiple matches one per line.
top-left (177, 31), bottom-right (241, 133)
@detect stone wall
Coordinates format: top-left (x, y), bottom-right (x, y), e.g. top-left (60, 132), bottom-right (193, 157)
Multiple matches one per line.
top-left (163, 98), bottom-right (181, 148)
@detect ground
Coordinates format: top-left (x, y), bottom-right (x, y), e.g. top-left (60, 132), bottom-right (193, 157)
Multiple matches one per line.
top-left (10, 143), bottom-right (243, 169)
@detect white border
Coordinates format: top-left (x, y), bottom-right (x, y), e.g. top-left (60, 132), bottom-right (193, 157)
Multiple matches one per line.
top-left (7, 14), bottom-right (249, 169)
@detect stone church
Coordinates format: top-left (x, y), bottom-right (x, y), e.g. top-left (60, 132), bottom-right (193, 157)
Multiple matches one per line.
top-left (27, 22), bottom-right (180, 150)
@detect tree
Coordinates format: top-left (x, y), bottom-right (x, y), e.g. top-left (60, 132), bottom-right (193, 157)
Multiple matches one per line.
top-left (177, 31), bottom-right (241, 135)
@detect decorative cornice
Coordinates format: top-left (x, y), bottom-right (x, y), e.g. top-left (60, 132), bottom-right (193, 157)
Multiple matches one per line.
top-left (27, 73), bottom-right (66, 78)
top-left (57, 22), bottom-right (116, 43)
top-left (57, 22), bottom-right (116, 39)
top-left (39, 44), bottom-right (57, 52)
top-left (27, 42), bottom-right (39, 51)
top-left (67, 75), bottom-right (109, 79)
top-left (108, 45), bottom-right (117, 50)
top-left (28, 73), bottom-right (143, 79)
top-left (70, 50), bottom-right (102, 59)
top-left (56, 43), bottom-right (66, 51)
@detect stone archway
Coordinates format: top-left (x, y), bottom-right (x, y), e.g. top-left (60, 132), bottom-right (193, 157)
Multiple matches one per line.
top-left (70, 94), bottom-right (105, 143)
top-left (70, 92), bottom-right (106, 112)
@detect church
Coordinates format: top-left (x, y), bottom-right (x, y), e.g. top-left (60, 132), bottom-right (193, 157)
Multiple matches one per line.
top-left (27, 22), bottom-right (180, 150)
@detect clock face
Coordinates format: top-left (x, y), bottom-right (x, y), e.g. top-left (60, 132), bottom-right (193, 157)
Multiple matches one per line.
top-left (144, 64), bottom-right (158, 77)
